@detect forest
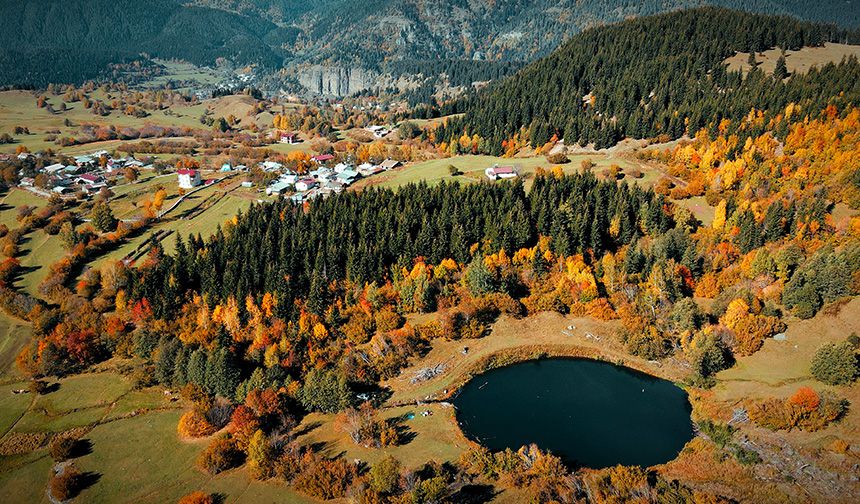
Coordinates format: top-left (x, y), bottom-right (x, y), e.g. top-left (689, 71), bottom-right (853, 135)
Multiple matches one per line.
top-left (435, 8), bottom-right (860, 152)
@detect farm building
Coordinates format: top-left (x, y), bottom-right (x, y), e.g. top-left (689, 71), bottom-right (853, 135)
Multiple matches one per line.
top-left (295, 178), bottom-right (319, 192)
top-left (485, 165), bottom-right (518, 181)
top-left (279, 132), bottom-right (300, 144)
top-left (177, 169), bottom-right (202, 189)
top-left (380, 159), bottom-right (401, 170)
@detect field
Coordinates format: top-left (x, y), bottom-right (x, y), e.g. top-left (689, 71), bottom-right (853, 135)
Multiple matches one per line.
top-left (0, 91), bottom-right (274, 155)
top-left (724, 43), bottom-right (860, 76)
top-left (353, 152), bottom-right (641, 192)
top-left (0, 369), bottom-right (316, 504)
top-left (0, 312), bottom-right (30, 381)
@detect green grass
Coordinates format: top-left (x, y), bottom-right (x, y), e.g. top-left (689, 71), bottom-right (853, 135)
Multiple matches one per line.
top-left (357, 153), bottom-right (640, 192)
top-left (0, 381), bottom-right (33, 436)
top-left (15, 230), bottom-right (67, 297)
top-left (12, 373), bottom-right (132, 433)
top-left (0, 449), bottom-right (52, 504)
top-left (0, 313), bottom-right (32, 379)
top-left (296, 403), bottom-right (468, 470)
top-left (74, 410), bottom-right (316, 503)
top-left (0, 189), bottom-right (46, 229)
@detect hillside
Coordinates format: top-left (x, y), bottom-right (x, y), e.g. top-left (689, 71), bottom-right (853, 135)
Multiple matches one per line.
top-left (2, 1), bottom-right (859, 93)
top-left (436, 7), bottom-right (860, 152)
top-left (0, 0), bottom-right (288, 87)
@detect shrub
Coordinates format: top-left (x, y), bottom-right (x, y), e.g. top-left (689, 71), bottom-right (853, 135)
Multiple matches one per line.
top-left (29, 379), bottom-right (50, 394)
top-left (810, 341), bottom-right (858, 385)
top-left (49, 437), bottom-right (78, 462)
top-left (197, 434), bottom-right (242, 475)
top-left (368, 454), bottom-right (401, 494)
top-left (50, 465), bottom-right (82, 501)
top-left (750, 388), bottom-right (847, 431)
top-left (547, 153), bottom-right (570, 164)
top-left (177, 409), bottom-right (216, 438)
top-left (178, 491), bottom-right (214, 504)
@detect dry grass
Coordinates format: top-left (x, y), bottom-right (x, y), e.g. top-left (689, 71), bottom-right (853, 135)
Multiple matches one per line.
top-left (724, 43), bottom-right (860, 77)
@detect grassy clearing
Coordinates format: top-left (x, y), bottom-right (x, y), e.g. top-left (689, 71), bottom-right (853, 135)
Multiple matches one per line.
top-left (0, 312), bottom-right (31, 379)
top-left (355, 153), bottom-right (641, 192)
top-left (0, 189), bottom-right (46, 229)
top-left (296, 403), bottom-right (468, 470)
top-left (0, 381), bottom-right (32, 436)
top-left (725, 43), bottom-right (860, 77)
top-left (713, 298), bottom-right (860, 448)
top-left (676, 196), bottom-right (715, 227)
top-left (12, 373), bottom-right (132, 434)
top-left (75, 410), bottom-right (316, 503)
top-left (15, 230), bottom-right (67, 297)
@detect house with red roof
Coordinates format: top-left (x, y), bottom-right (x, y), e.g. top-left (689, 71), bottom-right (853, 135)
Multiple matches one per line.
top-left (177, 169), bottom-right (202, 189)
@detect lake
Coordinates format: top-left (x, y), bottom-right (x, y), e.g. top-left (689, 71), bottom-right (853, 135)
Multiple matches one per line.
top-left (452, 358), bottom-right (693, 468)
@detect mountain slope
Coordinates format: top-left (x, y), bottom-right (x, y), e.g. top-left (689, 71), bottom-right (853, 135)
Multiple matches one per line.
top-left (435, 7), bottom-right (860, 152)
top-left (0, 0), bottom-right (289, 87)
top-left (198, 0), bottom-right (860, 67)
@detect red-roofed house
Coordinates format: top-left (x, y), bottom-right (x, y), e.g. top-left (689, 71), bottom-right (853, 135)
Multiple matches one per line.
top-left (485, 165), bottom-right (518, 181)
top-left (75, 173), bottom-right (104, 186)
top-left (312, 154), bottom-right (335, 165)
top-left (280, 132), bottom-right (300, 145)
top-left (177, 169), bottom-right (202, 189)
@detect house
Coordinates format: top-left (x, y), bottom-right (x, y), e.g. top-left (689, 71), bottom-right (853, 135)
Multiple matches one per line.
top-left (52, 186), bottom-right (75, 195)
top-left (82, 183), bottom-right (107, 195)
top-left (266, 180), bottom-right (292, 196)
top-left (380, 159), bottom-right (401, 170)
top-left (295, 178), bottom-right (318, 192)
top-left (366, 125), bottom-right (389, 138)
top-left (44, 163), bottom-right (65, 175)
top-left (260, 161), bottom-right (284, 172)
top-left (279, 132), bottom-right (300, 144)
top-left (240, 181), bottom-right (254, 188)
top-left (357, 163), bottom-right (383, 177)
top-left (336, 169), bottom-right (360, 185)
top-left (220, 163), bottom-right (233, 172)
top-left (19, 177), bottom-right (34, 187)
top-left (177, 169), bottom-right (202, 189)
top-left (75, 173), bottom-right (104, 186)
top-left (309, 167), bottom-right (333, 182)
top-left (312, 154), bottom-right (335, 165)
top-left (74, 155), bottom-right (94, 167)
top-left (485, 165), bottom-right (518, 181)
top-left (333, 162), bottom-right (353, 174)
top-left (323, 180), bottom-right (346, 194)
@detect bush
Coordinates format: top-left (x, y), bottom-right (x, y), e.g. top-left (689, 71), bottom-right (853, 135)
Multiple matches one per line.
top-left (29, 379), bottom-right (50, 395)
top-left (177, 409), bottom-right (216, 438)
top-left (50, 437), bottom-right (80, 462)
top-left (546, 153), bottom-right (569, 164)
top-left (369, 454), bottom-right (401, 494)
top-left (197, 434), bottom-right (242, 475)
top-left (810, 341), bottom-right (858, 385)
top-left (50, 465), bottom-right (82, 501)
top-left (178, 491), bottom-right (214, 504)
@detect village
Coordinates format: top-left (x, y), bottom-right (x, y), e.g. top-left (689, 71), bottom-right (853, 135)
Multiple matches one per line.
top-left (4, 122), bottom-right (521, 210)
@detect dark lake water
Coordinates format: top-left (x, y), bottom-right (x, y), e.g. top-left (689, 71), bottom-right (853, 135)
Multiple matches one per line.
top-left (452, 358), bottom-right (693, 468)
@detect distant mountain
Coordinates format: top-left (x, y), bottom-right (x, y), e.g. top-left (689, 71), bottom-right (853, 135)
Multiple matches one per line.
top-left (194, 0), bottom-right (860, 67)
top-left (2, 0), bottom-right (858, 90)
top-left (0, 0), bottom-right (290, 87)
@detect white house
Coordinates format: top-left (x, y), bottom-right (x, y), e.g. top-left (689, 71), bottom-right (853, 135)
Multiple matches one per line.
top-left (380, 159), bottom-right (401, 170)
top-left (266, 180), bottom-right (292, 196)
top-left (279, 132), bottom-right (300, 144)
top-left (366, 125), bottom-right (389, 138)
top-left (485, 165), bottom-right (518, 181)
top-left (177, 169), bottom-right (202, 189)
top-left (295, 178), bottom-right (318, 192)
top-left (333, 162), bottom-right (353, 174)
